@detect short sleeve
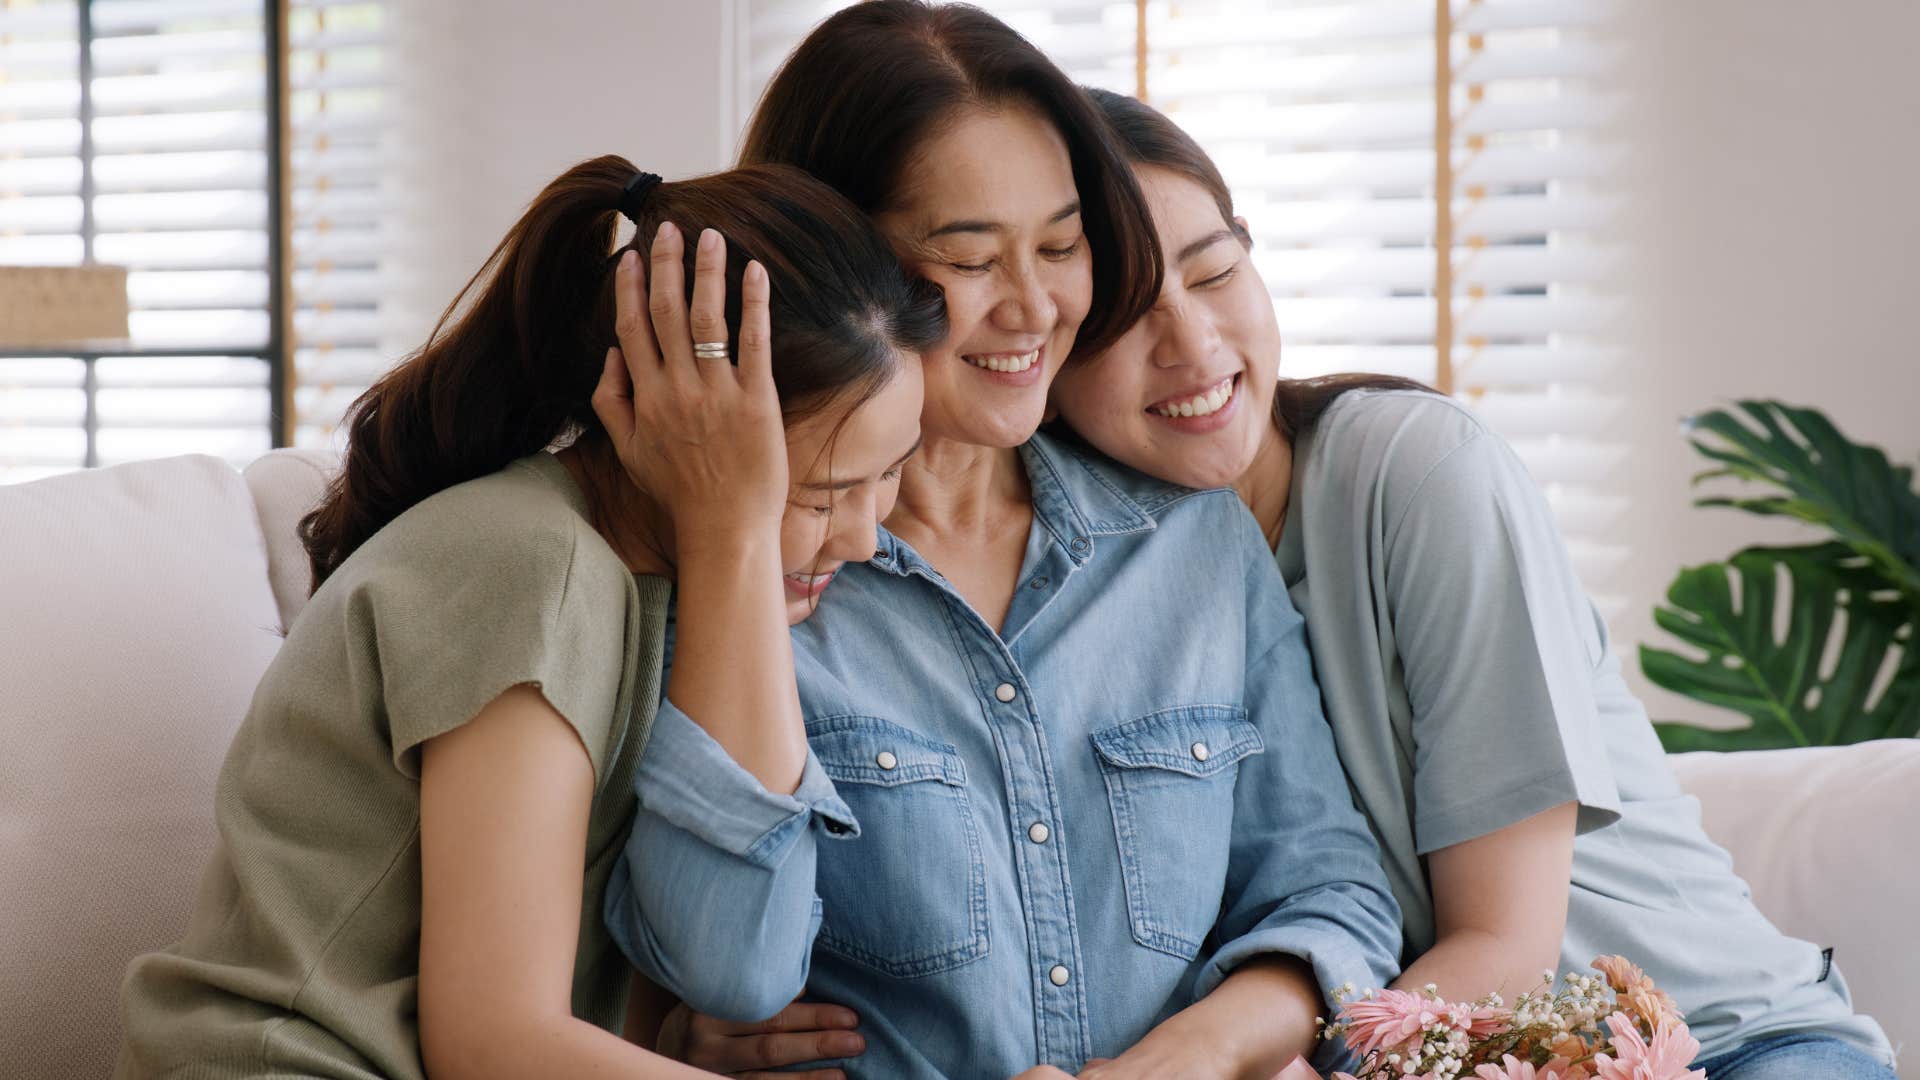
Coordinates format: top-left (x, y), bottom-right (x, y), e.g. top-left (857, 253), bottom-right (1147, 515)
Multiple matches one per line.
top-left (344, 522), bottom-right (633, 782)
top-left (1383, 427), bottom-right (1622, 853)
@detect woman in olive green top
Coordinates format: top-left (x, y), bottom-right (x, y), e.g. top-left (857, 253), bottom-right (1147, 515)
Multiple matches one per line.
top-left (115, 156), bottom-right (940, 1080)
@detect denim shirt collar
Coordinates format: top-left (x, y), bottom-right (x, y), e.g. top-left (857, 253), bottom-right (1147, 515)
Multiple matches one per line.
top-left (869, 431), bottom-right (1163, 578)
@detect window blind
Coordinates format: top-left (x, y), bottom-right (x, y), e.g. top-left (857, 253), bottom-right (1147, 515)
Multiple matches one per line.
top-left (742, 0), bottom-right (1631, 613)
top-left (1, 0), bottom-right (277, 482)
top-left (285, 0), bottom-right (396, 449)
top-left (0, 0), bottom-right (402, 482)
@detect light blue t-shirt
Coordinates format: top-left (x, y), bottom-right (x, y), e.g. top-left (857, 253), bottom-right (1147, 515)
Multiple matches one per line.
top-left (1275, 389), bottom-right (1893, 1066)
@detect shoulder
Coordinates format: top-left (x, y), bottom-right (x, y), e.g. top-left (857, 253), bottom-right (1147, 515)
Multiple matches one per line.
top-left (331, 455), bottom-right (639, 624)
top-left (1299, 389), bottom-right (1527, 526)
top-left (1307, 389), bottom-right (1492, 475)
top-left (1029, 428), bottom-right (1248, 527)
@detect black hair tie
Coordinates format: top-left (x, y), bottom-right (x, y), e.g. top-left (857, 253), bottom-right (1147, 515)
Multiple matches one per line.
top-left (618, 171), bottom-right (663, 224)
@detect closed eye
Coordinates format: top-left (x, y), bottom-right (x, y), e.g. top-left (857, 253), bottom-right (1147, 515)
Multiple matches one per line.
top-left (1194, 265), bottom-right (1238, 289)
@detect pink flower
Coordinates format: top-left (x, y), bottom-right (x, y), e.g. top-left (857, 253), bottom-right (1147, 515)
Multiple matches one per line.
top-left (1453, 1001), bottom-right (1513, 1037)
top-left (1591, 1013), bottom-right (1706, 1080)
top-left (1473, 1056), bottom-right (1590, 1080)
top-left (1338, 988), bottom-right (1459, 1057)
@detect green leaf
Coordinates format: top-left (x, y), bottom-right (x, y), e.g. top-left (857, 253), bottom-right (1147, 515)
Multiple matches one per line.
top-left (1643, 543), bottom-right (1920, 751)
top-left (1685, 401), bottom-right (1920, 601)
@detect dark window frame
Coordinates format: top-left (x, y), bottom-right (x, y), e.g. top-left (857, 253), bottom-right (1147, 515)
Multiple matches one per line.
top-left (0, 0), bottom-right (290, 466)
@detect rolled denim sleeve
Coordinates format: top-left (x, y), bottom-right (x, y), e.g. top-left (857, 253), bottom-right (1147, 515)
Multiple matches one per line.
top-left (1194, 546), bottom-right (1403, 1041)
top-left (602, 700), bottom-right (858, 1021)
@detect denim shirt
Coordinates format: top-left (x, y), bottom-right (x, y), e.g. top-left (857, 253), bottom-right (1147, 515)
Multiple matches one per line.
top-left (605, 432), bottom-right (1401, 1078)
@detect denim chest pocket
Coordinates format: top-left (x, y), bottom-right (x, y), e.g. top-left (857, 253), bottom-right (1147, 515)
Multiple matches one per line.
top-left (807, 715), bottom-right (989, 978)
top-left (1090, 705), bottom-right (1263, 960)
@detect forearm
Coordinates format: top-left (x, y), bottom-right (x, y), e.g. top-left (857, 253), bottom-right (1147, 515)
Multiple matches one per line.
top-left (1124, 956), bottom-right (1322, 1080)
top-left (605, 706), bottom-right (849, 1021)
top-left (425, 1010), bottom-right (712, 1080)
top-left (1401, 802), bottom-right (1578, 1003)
top-left (669, 535), bottom-right (807, 793)
top-left (1393, 927), bottom-right (1560, 1004)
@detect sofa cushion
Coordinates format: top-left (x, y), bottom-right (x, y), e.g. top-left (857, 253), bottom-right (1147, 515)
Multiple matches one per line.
top-left (1670, 740), bottom-right (1919, 1066)
top-left (242, 447), bottom-right (338, 632)
top-left (0, 455), bottom-right (285, 1080)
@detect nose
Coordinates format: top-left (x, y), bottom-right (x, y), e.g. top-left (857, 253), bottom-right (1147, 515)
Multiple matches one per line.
top-left (992, 257), bottom-right (1059, 336)
top-left (822, 487), bottom-right (884, 564)
top-left (1150, 293), bottom-right (1220, 370)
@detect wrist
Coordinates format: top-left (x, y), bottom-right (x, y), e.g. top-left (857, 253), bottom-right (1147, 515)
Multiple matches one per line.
top-left (671, 514), bottom-right (784, 559)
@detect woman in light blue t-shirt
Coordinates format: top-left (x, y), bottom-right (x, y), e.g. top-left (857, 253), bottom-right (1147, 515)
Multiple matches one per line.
top-left (1043, 92), bottom-right (1896, 1080)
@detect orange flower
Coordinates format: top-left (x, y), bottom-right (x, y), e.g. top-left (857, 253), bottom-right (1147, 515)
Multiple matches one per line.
top-left (1591, 955), bottom-right (1647, 995)
top-left (1549, 1033), bottom-right (1593, 1061)
top-left (1627, 984), bottom-right (1684, 1030)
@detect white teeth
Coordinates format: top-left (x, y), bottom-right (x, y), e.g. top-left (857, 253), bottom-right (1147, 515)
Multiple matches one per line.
top-left (1152, 376), bottom-right (1235, 419)
top-left (963, 349), bottom-right (1039, 374)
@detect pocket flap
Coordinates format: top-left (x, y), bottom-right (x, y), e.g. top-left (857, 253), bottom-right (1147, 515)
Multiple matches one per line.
top-left (807, 715), bottom-right (967, 788)
top-left (1090, 705), bottom-right (1262, 778)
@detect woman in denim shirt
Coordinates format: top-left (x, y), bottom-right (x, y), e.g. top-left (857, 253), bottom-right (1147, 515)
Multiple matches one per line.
top-left (603, 4), bottom-right (1401, 1079)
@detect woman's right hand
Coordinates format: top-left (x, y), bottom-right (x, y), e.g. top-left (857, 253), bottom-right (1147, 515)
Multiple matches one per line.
top-left (659, 999), bottom-right (864, 1080)
top-left (592, 221), bottom-right (789, 548)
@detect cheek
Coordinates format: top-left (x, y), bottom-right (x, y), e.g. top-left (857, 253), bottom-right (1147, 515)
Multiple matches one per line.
top-left (1053, 359), bottom-right (1140, 438)
top-left (1053, 250), bottom-right (1095, 324)
top-left (932, 278), bottom-right (992, 347)
top-left (778, 509), bottom-right (828, 571)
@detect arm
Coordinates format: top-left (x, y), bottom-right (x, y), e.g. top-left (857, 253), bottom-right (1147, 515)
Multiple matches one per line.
top-left (1377, 413), bottom-right (1627, 1001)
top-left (1080, 957), bottom-right (1326, 1080)
top-left (1111, 518), bottom-right (1401, 1078)
top-left (417, 685), bottom-right (711, 1080)
top-left (607, 223), bottom-right (808, 795)
top-left (595, 229), bottom-right (852, 1021)
top-left (1393, 800), bottom-right (1577, 1002)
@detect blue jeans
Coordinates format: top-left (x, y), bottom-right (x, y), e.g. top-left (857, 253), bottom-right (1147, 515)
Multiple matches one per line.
top-left (1694, 1032), bottom-right (1895, 1079)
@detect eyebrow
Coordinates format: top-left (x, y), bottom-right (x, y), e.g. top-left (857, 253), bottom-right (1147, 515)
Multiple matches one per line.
top-left (798, 437), bottom-right (924, 491)
top-left (924, 200), bottom-right (1082, 240)
top-left (1178, 228), bottom-right (1237, 264)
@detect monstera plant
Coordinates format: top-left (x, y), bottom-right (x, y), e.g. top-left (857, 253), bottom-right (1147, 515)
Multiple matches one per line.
top-left (1641, 400), bottom-right (1920, 751)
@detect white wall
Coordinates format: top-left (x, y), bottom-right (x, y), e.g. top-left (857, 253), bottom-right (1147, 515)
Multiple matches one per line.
top-left (386, 0), bottom-right (735, 338)
top-left (1610, 0), bottom-right (1920, 727)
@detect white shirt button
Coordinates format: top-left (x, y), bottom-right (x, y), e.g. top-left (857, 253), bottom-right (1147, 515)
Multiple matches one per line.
top-left (994, 683), bottom-right (1017, 703)
top-left (1191, 741), bottom-right (1210, 762)
top-left (1049, 965), bottom-right (1071, 986)
top-left (876, 751), bottom-right (898, 770)
top-left (1027, 822), bottom-right (1050, 844)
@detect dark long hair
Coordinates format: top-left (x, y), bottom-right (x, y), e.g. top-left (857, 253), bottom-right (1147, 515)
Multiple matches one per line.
top-left (1087, 88), bottom-right (1432, 439)
top-left (299, 155), bottom-right (947, 588)
top-left (739, 0), bottom-right (1162, 362)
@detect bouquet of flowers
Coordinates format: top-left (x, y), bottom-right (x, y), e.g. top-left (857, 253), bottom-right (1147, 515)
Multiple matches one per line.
top-left (1314, 956), bottom-right (1707, 1080)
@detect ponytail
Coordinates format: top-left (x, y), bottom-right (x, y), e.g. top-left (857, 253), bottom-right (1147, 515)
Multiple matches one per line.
top-left (299, 155), bottom-right (637, 586)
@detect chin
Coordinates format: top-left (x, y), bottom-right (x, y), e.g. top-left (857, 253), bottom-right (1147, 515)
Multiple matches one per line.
top-left (970, 407), bottom-right (1048, 449)
top-left (786, 601), bottom-right (818, 626)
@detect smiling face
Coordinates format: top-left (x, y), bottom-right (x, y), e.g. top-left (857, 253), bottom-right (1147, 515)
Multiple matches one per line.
top-left (1050, 165), bottom-right (1280, 489)
top-left (777, 357), bottom-right (925, 623)
top-left (872, 105), bottom-right (1093, 449)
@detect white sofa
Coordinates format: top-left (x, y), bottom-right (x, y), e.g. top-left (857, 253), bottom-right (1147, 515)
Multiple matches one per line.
top-left (1, 451), bottom-right (1912, 1079)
